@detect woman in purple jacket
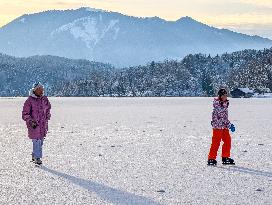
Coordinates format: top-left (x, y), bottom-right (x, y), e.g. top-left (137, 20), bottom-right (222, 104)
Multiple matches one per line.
top-left (22, 82), bottom-right (51, 165)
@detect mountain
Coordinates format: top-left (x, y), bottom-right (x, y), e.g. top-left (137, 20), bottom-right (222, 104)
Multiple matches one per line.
top-left (0, 7), bottom-right (272, 67)
top-left (0, 53), bottom-right (113, 96)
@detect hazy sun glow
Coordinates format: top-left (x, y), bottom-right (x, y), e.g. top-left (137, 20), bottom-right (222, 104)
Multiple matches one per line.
top-left (0, 0), bottom-right (271, 39)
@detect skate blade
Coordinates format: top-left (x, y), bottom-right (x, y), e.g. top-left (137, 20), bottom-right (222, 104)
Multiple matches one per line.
top-left (207, 163), bottom-right (217, 166)
top-left (31, 160), bottom-right (42, 166)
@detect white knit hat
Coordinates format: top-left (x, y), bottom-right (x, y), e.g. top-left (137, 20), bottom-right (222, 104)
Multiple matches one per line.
top-left (32, 82), bottom-right (44, 91)
top-left (29, 82), bottom-right (44, 97)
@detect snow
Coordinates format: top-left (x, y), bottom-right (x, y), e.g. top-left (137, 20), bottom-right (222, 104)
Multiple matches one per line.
top-left (238, 88), bottom-right (254, 94)
top-left (0, 97), bottom-right (271, 204)
top-left (19, 18), bottom-right (25, 23)
top-left (102, 19), bottom-right (119, 40)
top-left (51, 17), bottom-right (119, 49)
top-left (52, 16), bottom-right (99, 48)
top-left (253, 93), bottom-right (272, 98)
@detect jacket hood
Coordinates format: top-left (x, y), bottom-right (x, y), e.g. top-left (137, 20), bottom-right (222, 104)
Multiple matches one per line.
top-left (29, 88), bottom-right (44, 98)
top-left (29, 82), bottom-right (44, 98)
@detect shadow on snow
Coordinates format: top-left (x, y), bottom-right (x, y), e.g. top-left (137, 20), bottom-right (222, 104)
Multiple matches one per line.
top-left (217, 165), bottom-right (272, 178)
top-left (41, 166), bottom-right (164, 205)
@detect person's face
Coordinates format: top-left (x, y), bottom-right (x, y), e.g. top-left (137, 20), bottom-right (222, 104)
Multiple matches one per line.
top-left (34, 86), bottom-right (44, 97)
top-left (221, 94), bottom-right (228, 101)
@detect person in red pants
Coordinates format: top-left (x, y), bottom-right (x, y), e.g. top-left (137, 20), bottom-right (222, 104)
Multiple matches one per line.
top-left (208, 88), bottom-right (236, 166)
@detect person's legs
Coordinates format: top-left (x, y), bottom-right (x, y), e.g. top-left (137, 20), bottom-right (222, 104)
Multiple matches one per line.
top-left (32, 138), bottom-right (44, 159)
top-left (32, 139), bottom-right (37, 158)
top-left (208, 129), bottom-right (222, 159)
top-left (222, 129), bottom-right (231, 158)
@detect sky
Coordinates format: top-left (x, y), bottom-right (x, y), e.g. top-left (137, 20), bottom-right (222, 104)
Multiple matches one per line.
top-left (0, 0), bottom-right (271, 39)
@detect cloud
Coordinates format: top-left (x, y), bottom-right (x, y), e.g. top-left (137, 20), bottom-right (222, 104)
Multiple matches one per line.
top-left (199, 13), bottom-right (272, 39)
top-left (0, 14), bottom-right (18, 27)
top-left (201, 13), bottom-right (272, 25)
top-left (238, 0), bottom-right (272, 8)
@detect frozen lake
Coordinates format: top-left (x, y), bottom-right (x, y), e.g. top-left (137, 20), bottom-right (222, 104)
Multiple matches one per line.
top-left (0, 97), bottom-right (271, 204)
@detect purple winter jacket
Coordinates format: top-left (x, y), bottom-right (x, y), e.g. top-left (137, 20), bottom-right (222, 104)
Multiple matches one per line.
top-left (22, 93), bottom-right (51, 139)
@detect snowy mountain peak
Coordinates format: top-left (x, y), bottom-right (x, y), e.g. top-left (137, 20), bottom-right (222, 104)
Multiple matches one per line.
top-left (51, 15), bottom-right (120, 50)
top-left (0, 8), bottom-right (272, 67)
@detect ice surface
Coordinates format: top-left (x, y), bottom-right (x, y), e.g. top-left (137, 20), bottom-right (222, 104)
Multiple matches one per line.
top-left (0, 97), bottom-right (271, 204)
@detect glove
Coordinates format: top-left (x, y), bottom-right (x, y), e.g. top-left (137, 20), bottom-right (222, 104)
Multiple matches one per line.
top-left (229, 124), bottom-right (235, 132)
top-left (30, 120), bottom-right (38, 129)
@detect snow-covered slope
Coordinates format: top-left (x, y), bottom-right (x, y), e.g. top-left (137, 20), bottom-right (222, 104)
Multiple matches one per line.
top-left (0, 97), bottom-right (271, 204)
top-left (0, 7), bottom-right (272, 67)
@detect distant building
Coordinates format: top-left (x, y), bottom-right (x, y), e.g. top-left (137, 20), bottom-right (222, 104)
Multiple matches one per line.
top-left (230, 88), bottom-right (254, 98)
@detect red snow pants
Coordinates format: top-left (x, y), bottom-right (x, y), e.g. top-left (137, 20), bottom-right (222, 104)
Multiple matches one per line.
top-left (208, 129), bottom-right (231, 160)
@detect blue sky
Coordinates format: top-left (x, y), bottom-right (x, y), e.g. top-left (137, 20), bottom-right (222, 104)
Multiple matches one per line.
top-left (0, 0), bottom-right (271, 39)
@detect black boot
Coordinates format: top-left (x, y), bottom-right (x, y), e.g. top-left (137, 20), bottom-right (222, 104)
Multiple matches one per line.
top-left (35, 158), bottom-right (42, 165)
top-left (222, 157), bottom-right (235, 165)
top-left (207, 159), bottom-right (217, 166)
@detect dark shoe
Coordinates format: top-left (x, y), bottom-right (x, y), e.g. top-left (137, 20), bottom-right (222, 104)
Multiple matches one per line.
top-left (222, 157), bottom-right (235, 165)
top-left (207, 159), bottom-right (217, 166)
top-left (35, 158), bottom-right (42, 165)
top-left (32, 153), bottom-right (35, 162)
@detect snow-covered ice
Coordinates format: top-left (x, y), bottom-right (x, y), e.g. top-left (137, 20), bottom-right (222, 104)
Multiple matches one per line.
top-left (0, 97), bottom-right (271, 205)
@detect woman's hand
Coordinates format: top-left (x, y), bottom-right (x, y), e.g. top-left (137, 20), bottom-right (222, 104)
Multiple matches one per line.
top-left (30, 120), bottom-right (38, 129)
